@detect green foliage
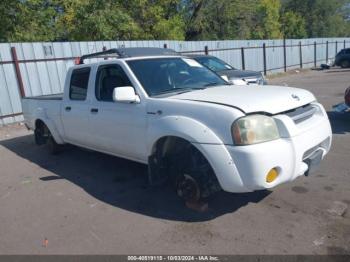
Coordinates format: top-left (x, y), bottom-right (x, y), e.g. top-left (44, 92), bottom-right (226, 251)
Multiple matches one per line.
top-left (55, 0), bottom-right (142, 41)
top-left (0, 0), bottom-right (19, 42)
top-left (252, 0), bottom-right (282, 39)
top-left (283, 0), bottom-right (350, 38)
top-left (122, 0), bottom-right (185, 40)
top-left (0, 0), bottom-right (349, 42)
top-left (10, 0), bottom-right (58, 42)
top-left (280, 11), bottom-right (307, 38)
top-left (183, 0), bottom-right (259, 40)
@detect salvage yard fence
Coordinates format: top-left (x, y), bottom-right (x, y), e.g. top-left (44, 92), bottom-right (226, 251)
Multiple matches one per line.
top-left (1, 37), bottom-right (350, 125)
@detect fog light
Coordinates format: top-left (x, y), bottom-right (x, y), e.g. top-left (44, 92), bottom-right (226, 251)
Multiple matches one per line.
top-left (266, 168), bottom-right (278, 183)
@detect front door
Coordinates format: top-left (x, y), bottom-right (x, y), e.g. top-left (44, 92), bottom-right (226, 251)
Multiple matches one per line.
top-left (88, 63), bottom-right (147, 162)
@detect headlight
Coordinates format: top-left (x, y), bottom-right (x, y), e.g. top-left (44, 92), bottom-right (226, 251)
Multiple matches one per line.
top-left (232, 115), bottom-right (280, 145)
top-left (230, 78), bottom-right (248, 85)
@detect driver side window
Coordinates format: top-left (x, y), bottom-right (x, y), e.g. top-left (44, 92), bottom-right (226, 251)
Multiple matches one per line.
top-left (95, 64), bottom-right (132, 102)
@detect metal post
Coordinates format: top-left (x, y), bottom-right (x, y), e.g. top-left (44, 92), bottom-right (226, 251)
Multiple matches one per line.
top-left (263, 43), bottom-right (267, 76)
top-left (103, 46), bottom-right (107, 60)
top-left (163, 43), bottom-right (167, 49)
top-left (10, 47), bottom-right (26, 98)
top-left (299, 41), bottom-right (303, 69)
top-left (326, 41), bottom-right (329, 62)
top-left (335, 41), bottom-right (338, 54)
top-left (241, 47), bottom-right (245, 70)
top-left (204, 46), bottom-right (209, 55)
top-left (283, 38), bottom-right (287, 72)
top-left (314, 41), bottom-right (317, 68)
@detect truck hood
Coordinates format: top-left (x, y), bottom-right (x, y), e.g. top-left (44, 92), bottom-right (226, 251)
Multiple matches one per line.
top-left (170, 85), bottom-right (316, 114)
top-left (218, 69), bottom-right (261, 79)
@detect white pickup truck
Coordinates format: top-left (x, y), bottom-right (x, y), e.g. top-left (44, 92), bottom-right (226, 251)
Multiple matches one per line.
top-left (22, 48), bottom-right (332, 202)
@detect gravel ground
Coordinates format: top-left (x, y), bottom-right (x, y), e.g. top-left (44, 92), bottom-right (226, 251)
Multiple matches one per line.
top-left (0, 68), bottom-right (349, 255)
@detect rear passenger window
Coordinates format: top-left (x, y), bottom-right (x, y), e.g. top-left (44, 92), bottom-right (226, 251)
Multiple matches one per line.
top-left (69, 68), bottom-right (91, 100)
top-left (95, 64), bottom-right (132, 102)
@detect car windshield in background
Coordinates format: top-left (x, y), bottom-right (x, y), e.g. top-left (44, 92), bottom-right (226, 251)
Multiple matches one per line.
top-left (194, 56), bottom-right (235, 72)
top-left (127, 57), bottom-right (229, 97)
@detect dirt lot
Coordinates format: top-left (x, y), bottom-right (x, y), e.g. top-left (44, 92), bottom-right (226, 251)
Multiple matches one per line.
top-left (0, 68), bottom-right (349, 255)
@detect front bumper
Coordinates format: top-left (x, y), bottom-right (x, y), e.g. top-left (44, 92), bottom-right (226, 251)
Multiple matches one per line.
top-left (196, 105), bottom-right (332, 193)
top-left (229, 76), bottom-right (266, 86)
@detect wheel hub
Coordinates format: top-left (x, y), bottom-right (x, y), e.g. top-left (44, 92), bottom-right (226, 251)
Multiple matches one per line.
top-left (176, 174), bottom-right (200, 202)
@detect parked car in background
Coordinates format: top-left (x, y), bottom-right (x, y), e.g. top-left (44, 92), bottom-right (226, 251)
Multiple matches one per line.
top-left (22, 48), bottom-right (332, 202)
top-left (188, 54), bottom-right (267, 85)
top-left (333, 87), bottom-right (350, 113)
top-left (334, 48), bottom-right (350, 68)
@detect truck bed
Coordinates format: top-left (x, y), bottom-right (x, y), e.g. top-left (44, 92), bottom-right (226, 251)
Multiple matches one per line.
top-left (22, 93), bottom-right (63, 100)
top-left (21, 94), bottom-right (63, 131)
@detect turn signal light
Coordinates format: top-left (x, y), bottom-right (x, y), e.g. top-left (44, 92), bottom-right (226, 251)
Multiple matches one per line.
top-left (266, 168), bottom-right (279, 183)
top-left (74, 57), bottom-right (81, 65)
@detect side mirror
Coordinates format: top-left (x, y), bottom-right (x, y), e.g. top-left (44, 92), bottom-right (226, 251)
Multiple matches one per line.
top-left (113, 86), bottom-right (140, 103)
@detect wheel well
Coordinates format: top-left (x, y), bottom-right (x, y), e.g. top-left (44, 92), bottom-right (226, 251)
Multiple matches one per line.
top-left (151, 136), bottom-right (194, 158)
top-left (35, 119), bottom-right (46, 130)
top-left (34, 119), bottom-right (50, 145)
top-left (148, 136), bottom-right (221, 196)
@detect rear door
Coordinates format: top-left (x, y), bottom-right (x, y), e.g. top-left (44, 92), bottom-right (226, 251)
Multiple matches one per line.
top-left (87, 62), bottom-right (147, 162)
top-left (61, 67), bottom-right (93, 146)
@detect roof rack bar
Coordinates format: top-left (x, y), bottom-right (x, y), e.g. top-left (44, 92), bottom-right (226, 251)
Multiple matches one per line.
top-left (79, 48), bottom-right (125, 64)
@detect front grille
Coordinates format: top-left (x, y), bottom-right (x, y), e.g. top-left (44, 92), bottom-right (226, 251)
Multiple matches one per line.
top-left (284, 104), bottom-right (317, 124)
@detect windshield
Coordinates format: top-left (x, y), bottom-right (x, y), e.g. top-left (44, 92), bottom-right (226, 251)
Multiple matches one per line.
top-left (127, 57), bottom-right (229, 97)
top-left (194, 56), bottom-right (235, 72)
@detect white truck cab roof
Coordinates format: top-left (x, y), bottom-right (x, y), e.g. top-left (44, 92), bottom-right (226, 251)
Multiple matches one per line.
top-left (78, 47), bottom-right (179, 64)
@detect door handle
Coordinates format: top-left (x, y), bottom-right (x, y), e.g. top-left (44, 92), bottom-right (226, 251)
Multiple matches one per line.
top-left (65, 106), bottom-right (71, 112)
top-left (90, 108), bottom-right (99, 113)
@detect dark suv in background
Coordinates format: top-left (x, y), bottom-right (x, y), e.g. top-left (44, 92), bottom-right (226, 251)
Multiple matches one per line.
top-left (188, 54), bottom-right (267, 85)
top-left (335, 48), bottom-right (350, 68)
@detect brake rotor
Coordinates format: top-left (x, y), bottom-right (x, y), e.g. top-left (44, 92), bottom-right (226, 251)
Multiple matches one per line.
top-left (176, 174), bottom-right (201, 202)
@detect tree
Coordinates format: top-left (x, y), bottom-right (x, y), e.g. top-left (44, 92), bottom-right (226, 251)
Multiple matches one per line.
top-left (0, 1), bottom-right (19, 41)
top-left (252, 0), bottom-right (282, 39)
top-left (283, 0), bottom-right (350, 37)
top-left (280, 11), bottom-right (307, 38)
top-left (183, 0), bottom-right (259, 40)
top-left (9, 0), bottom-right (58, 41)
top-left (0, 0), bottom-right (349, 42)
top-left (122, 0), bottom-right (185, 40)
top-left (55, 0), bottom-right (142, 41)
top-left (55, 0), bottom-right (185, 41)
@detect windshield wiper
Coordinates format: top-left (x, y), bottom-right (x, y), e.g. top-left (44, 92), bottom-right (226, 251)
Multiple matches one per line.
top-left (154, 87), bottom-right (191, 96)
top-left (154, 87), bottom-right (207, 97)
top-left (155, 88), bottom-right (190, 95)
top-left (174, 87), bottom-right (207, 94)
top-left (204, 82), bottom-right (228, 87)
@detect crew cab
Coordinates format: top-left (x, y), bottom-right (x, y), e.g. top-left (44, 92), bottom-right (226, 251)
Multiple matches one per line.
top-left (22, 48), bottom-right (332, 202)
